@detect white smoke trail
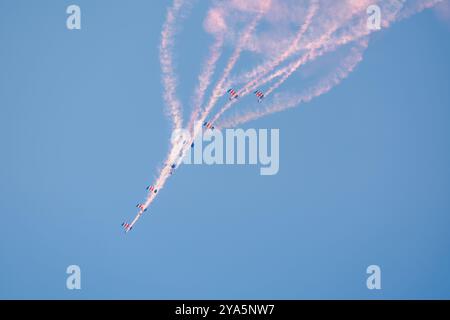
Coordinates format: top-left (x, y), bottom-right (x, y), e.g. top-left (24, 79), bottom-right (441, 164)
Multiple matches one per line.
top-left (188, 35), bottom-right (225, 133)
top-left (136, 1), bottom-right (270, 217)
top-left (160, 0), bottom-right (187, 132)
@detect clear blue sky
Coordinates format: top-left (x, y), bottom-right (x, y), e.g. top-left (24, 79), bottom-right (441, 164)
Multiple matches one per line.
top-left (1, 0), bottom-right (450, 299)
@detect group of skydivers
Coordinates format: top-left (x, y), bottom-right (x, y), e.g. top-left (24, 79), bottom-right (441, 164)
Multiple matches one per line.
top-left (228, 88), bottom-right (265, 102)
top-left (122, 88), bottom-right (265, 232)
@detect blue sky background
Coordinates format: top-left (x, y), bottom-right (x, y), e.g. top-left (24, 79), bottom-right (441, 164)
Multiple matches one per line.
top-left (1, 0), bottom-right (450, 299)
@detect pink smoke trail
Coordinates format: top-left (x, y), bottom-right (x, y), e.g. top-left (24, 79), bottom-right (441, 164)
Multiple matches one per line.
top-left (217, 39), bottom-right (369, 128)
top-left (399, 0), bottom-right (444, 19)
top-left (210, 0), bottom-right (375, 124)
top-left (240, 0), bottom-right (320, 94)
top-left (199, 1), bottom-right (271, 123)
top-left (211, 13), bottom-right (344, 124)
top-left (261, 0), bottom-right (443, 98)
